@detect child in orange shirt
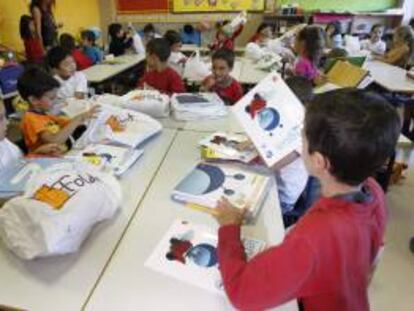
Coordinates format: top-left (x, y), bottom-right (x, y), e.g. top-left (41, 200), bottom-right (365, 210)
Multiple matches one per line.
top-left (201, 48), bottom-right (243, 105)
top-left (17, 67), bottom-right (97, 153)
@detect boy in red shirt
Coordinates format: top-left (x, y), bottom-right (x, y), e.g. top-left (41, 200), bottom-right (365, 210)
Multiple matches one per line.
top-left (213, 89), bottom-right (400, 311)
top-left (201, 49), bottom-right (243, 106)
top-left (210, 20), bottom-right (244, 51)
top-left (137, 38), bottom-right (185, 95)
top-left (17, 67), bottom-right (97, 153)
top-left (59, 33), bottom-right (93, 70)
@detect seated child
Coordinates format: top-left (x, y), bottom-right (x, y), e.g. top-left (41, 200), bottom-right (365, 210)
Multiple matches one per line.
top-left (127, 23), bottom-right (145, 55)
top-left (377, 25), bottom-right (414, 68)
top-left (60, 33), bottom-right (93, 70)
top-left (47, 46), bottom-right (88, 100)
top-left (0, 100), bottom-right (64, 172)
top-left (108, 23), bottom-right (133, 57)
top-left (180, 24), bottom-right (201, 46)
top-left (200, 48), bottom-right (243, 106)
top-left (210, 20), bottom-right (244, 51)
top-left (137, 38), bottom-right (185, 95)
top-left (361, 24), bottom-right (386, 55)
top-left (19, 15), bottom-right (44, 64)
top-left (213, 88), bottom-right (400, 310)
top-left (293, 26), bottom-right (326, 85)
top-left (17, 67), bottom-right (97, 153)
top-left (272, 76), bottom-right (313, 215)
top-left (81, 30), bottom-right (104, 64)
top-left (249, 23), bottom-right (273, 46)
top-left (140, 23), bottom-right (162, 47)
top-left (325, 21), bottom-right (343, 49)
top-left (164, 30), bottom-right (187, 76)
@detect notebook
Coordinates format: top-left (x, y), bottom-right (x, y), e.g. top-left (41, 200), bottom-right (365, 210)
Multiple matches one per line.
top-left (145, 219), bottom-right (265, 295)
top-left (171, 93), bottom-right (227, 121)
top-left (171, 163), bottom-right (270, 220)
top-left (324, 56), bottom-right (367, 73)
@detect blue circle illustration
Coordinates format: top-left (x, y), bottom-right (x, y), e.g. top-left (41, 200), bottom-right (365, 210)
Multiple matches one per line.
top-left (187, 244), bottom-right (218, 267)
top-left (258, 108), bottom-right (280, 131)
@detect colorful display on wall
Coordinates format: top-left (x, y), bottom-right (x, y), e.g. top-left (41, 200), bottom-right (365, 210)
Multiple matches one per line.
top-left (117, 0), bottom-right (169, 14)
top-left (173, 0), bottom-right (265, 13)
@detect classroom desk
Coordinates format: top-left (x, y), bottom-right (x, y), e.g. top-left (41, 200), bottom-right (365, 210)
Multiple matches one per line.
top-left (365, 60), bottom-right (414, 94)
top-left (82, 54), bottom-right (145, 84)
top-left (181, 44), bottom-right (245, 56)
top-left (0, 130), bottom-right (177, 311)
top-left (84, 130), bottom-right (298, 311)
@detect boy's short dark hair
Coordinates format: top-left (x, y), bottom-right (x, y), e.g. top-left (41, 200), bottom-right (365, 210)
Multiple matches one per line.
top-left (59, 33), bottom-right (76, 52)
top-left (19, 15), bottom-right (33, 40)
top-left (17, 66), bottom-right (59, 100)
top-left (47, 46), bottom-right (71, 69)
top-left (108, 23), bottom-right (122, 39)
top-left (183, 24), bottom-right (194, 34)
top-left (81, 30), bottom-right (96, 43)
top-left (146, 38), bottom-right (171, 62)
top-left (285, 76), bottom-right (314, 104)
top-left (212, 48), bottom-right (235, 69)
top-left (164, 30), bottom-right (182, 47)
top-left (143, 23), bottom-right (156, 34)
top-left (305, 89), bottom-right (400, 186)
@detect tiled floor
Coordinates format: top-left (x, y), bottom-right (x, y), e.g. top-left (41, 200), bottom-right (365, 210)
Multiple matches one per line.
top-left (369, 148), bottom-right (414, 311)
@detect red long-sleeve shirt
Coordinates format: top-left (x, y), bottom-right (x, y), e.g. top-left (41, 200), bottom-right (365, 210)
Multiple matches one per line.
top-left (202, 75), bottom-right (243, 106)
top-left (138, 67), bottom-right (185, 95)
top-left (210, 25), bottom-right (244, 51)
top-left (218, 178), bottom-right (386, 311)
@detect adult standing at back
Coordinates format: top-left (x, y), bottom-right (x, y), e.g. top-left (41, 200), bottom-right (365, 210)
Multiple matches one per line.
top-left (30, 0), bottom-right (59, 52)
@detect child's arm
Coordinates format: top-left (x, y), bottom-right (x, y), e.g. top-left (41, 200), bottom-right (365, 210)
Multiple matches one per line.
top-left (39, 107), bottom-right (98, 145)
top-left (213, 198), bottom-right (315, 310)
top-left (377, 45), bottom-right (409, 65)
top-left (270, 151), bottom-right (300, 171)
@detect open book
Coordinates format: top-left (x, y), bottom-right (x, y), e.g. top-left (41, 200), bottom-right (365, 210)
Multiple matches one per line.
top-left (326, 60), bottom-right (369, 88)
top-left (199, 132), bottom-right (259, 164)
top-left (145, 219), bottom-right (265, 295)
top-left (232, 73), bottom-right (304, 167)
top-left (68, 144), bottom-right (143, 177)
top-left (172, 163), bottom-right (270, 220)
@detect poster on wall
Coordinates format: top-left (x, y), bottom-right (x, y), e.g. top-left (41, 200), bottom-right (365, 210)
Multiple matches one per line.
top-left (173, 0), bottom-right (265, 12)
top-left (117, 0), bottom-right (169, 14)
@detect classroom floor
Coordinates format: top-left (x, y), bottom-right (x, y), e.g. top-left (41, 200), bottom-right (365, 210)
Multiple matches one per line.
top-left (369, 149), bottom-right (414, 311)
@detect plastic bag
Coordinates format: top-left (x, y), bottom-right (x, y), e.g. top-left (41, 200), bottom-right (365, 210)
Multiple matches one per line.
top-left (0, 163), bottom-right (122, 259)
top-left (183, 50), bottom-right (211, 81)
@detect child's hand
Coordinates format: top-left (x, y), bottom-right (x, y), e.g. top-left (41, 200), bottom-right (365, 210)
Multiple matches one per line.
top-left (203, 76), bottom-right (216, 90)
top-left (76, 106), bottom-right (100, 123)
top-left (33, 143), bottom-right (66, 156)
top-left (213, 197), bottom-right (247, 227)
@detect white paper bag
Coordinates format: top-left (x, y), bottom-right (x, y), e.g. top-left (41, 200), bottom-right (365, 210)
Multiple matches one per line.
top-left (183, 51), bottom-right (210, 81)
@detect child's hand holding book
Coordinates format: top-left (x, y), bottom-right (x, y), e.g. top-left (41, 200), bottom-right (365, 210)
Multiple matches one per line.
top-left (213, 197), bottom-right (248, 227)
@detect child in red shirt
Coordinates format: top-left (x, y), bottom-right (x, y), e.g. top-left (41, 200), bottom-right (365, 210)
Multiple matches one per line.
top-left (137, 38), bottom-right (185, 95)
top-left (210, 20), bottom-right (244, 51)
top-left (201, 49), bottom-right (243, 105)
top-left (17, 67), bottom-right (97, 153)
top-left (249, 22), bottom-right (274, 46)
top-left (19, 15), bottom-right (44, 64)
top-left (212, 89), bottom-right (400, 311)
top-left (59, 33), bottom-right (93, 70)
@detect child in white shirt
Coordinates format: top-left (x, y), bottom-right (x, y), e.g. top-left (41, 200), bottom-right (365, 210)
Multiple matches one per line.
top-left (164, 30), bottom-right (187, 77)
top-left (361, 24), bottom-right (386, 55)
top-left (47, 46), bottom-right (88, 101)
top-left (274, 76), bottom-right (314, 213)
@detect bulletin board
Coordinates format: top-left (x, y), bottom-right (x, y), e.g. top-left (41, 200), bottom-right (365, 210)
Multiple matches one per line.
top-left (173, 0), bottom-right (265, 13)
top-left (277, 0), bottom-right (398, 12)
top-left (116, 0), bottom-right (169, 14)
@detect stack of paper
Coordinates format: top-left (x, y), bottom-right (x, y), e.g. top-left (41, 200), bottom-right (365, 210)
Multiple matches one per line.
top-left (68, 144), bottom-right (144, 177)
top-left (121, 90), bottom-right (170, 118)
top-left (171, 163), bottom-right (271, 220)
top-left (199, 132), bottom-right (259, 164)
top-left (145, 219), bottom-right (265, 295)
top-left (171, 93), bottom-right (228, 121)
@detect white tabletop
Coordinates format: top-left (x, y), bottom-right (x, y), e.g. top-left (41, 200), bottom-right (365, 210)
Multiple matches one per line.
top-left (84, 130), bottom-right (298, 311)
top-left (0, 129), bottom-right (177, 311)
top-left (183, 109), bottom-right (243, 133)
top-left (365, 60), bottom-right (414, 94)
top-left (181, 45), bottom-right (245, 55)
top-left (83, 54), bottom-right (145, 84)
top-left (238, 57), bottom-right (270, 85)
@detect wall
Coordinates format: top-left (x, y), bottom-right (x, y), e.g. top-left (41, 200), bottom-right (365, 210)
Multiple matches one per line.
top-left (0, 0), bottom-right (101, 51)
top-left (277, 0), bottom-right (398, 12)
